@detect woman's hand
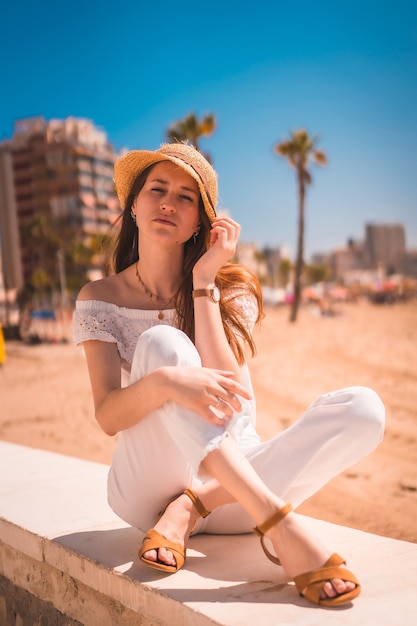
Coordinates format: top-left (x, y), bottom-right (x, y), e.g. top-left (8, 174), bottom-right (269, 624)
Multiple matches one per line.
top-left (193, 217), bottom-right (240, 286)
top-left (162, 365), bottom-right (251, 425)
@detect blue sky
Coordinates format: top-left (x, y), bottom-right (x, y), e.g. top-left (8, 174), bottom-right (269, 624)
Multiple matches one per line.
top-left (1, 0), bottom-right (416, 259)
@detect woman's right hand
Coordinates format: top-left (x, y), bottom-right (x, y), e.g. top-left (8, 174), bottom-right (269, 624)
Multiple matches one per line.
top-left (161, 366), bottom-right (252, 425)
top-left (192, 217), bottom-right (241, 288)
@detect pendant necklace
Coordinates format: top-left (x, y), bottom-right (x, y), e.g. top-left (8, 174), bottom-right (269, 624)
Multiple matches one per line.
top-left (135, 261), bottom-right (176, 320)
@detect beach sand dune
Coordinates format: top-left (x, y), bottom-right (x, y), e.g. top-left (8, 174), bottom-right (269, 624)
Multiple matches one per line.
top-left (1, 300), bottom-right (416, 542)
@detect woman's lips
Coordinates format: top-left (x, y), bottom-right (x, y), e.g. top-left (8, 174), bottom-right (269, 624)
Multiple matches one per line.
top-left (154, 217), bottom-right (176, 226)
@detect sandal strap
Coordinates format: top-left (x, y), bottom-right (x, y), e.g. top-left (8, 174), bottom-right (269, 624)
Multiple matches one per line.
top-left (252, 503), bottom-right (293, 566)
top-left (253, 503), bottom-right (293, 537)
top-left (294, 552), bottom-right (350, 590)
top-left (139, 529), bottom-right (184, 561)
top-left (294, 553), bottom-right (360, 606)
top-left (138, 529), bottom-right (185, 572)
top-left (184, 488), bottom-right (211, 518)
top-left (258, 536), bottom-right (282, 566)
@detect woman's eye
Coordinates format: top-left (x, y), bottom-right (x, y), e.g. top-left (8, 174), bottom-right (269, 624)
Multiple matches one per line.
top-left (180, 194), bottom-right (193, 202)
top-left (152, 187), bottom-right (165, 193)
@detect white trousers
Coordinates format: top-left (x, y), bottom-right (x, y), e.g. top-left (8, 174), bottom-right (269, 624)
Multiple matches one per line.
top-left (107, 326), bottom-right (385, 534)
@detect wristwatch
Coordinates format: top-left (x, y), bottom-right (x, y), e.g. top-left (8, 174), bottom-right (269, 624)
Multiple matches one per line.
top-left (192, 286), bottom-right (221, 303)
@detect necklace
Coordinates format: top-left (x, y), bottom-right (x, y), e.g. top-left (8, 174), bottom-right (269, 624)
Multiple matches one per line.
top-left (135, 262), bottom-right (176, 320)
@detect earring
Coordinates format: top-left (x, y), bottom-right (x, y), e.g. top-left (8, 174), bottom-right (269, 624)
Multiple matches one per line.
top-left (193, 226), bottom-right (201, 244)
top-left (130, 209), bottom-right (136, 223)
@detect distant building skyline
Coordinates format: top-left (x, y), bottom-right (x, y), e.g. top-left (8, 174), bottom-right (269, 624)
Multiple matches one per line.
top-left (0, 116), bottom-right (415, 304)
top-left (0, 116), bottom-right (121, 292)
top-left (240, 222), bottom-right (413, 286)
top-left (365, 223), bottom-right (406, 274)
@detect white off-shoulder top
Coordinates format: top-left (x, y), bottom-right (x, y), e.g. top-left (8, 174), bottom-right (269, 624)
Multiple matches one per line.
top-left (73, 293), bottom-right (259, 376)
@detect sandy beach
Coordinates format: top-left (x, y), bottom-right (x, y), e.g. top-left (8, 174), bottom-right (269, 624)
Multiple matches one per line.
top-left (1, 299), bottom-right (416, 543)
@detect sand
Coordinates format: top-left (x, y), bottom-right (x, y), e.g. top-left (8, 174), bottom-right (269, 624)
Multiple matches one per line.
top-left (1, 299), bottom-right (416, 543)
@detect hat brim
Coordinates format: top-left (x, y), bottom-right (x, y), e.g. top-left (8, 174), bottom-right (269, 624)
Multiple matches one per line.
top-left (114, 150), bottom-right (217, 222)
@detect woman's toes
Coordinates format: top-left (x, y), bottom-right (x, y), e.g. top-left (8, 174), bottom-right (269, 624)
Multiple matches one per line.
top-left (143, 547), bottom-right (176, 566)
top-left (158, 547), bottom-right (176, 566)
top-left (320, 578), bottom-right (357, 600)
top-left (320, 580), bottom-right (339, 599)
top-left (143, 548), bottom-right (158, 563)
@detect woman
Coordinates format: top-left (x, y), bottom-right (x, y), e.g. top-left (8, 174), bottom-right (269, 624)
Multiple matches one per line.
top-left (73, 142), bottom-right (385, 607)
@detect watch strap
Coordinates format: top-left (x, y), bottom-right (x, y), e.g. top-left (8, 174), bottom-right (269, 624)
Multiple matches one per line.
top-left (192, 289), bottom-right (212, 298)
top-left (192, 287), bottom-right (220, 302)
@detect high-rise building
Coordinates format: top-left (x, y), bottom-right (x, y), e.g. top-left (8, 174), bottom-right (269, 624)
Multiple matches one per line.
top-left (328, 239), bottom-right (366, 281)
top-left (0, 146), bottom-right (23, 292)
top-left (364, 223), bottom-right (406, 273)
top-left (0, 116), bottom-right (121, 290)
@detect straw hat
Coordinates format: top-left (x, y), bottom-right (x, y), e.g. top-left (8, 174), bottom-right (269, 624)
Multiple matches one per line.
top-left (114, 142), bottom-right (218, 222)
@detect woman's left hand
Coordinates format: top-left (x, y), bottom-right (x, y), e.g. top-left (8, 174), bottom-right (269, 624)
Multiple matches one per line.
top-left (193, 217), bottom-right (240, 284)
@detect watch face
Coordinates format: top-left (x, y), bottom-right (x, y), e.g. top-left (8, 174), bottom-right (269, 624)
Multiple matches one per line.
top-left (212, 286), bottom-right (221, 302)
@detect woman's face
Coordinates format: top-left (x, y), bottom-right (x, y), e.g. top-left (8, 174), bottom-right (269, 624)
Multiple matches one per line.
top-left (132, 161), bottom-right (201, 246)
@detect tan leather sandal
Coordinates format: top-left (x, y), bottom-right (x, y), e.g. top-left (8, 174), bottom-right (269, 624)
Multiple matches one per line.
top-left (138, 488), bottom-right (210, 573)
top-left (253, 503), bottom-right (361, 607)
top-left (294, 552), bottom-right (361, 606)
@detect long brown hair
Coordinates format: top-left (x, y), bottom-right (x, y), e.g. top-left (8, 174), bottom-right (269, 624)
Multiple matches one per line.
top-left (112, 164), bottom-right (263, 364)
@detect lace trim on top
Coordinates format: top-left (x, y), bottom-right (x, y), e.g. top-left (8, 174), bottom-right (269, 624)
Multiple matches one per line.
top-left (73, 292), bottom-right (258, 368)
top-left (73, 300), bottom-right (177, 367)
top-left (224, 290), bottom-right (259, 337)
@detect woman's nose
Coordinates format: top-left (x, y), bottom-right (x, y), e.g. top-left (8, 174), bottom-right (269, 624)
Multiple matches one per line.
top-left (160, 193), bottom-right (176, 212)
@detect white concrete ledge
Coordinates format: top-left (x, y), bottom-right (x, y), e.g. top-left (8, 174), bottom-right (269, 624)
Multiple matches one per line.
top-left (0, 442), bottom-right (416, 625)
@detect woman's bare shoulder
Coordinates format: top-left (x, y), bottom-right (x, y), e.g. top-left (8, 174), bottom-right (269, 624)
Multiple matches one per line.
top-left (77, 273), bottom-right (123, 301)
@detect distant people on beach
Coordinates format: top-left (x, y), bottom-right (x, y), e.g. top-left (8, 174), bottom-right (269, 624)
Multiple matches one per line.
top-left (73, 142), bottom-right (385, 607)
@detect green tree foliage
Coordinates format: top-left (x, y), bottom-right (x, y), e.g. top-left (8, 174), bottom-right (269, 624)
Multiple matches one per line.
top-left (278, 258), bottom-right (293, 287)
top-left (21, 214), bottom-right (60, 299)
top-left (274, 129), bottom-right (327, 322)
top-left (304, 263), bottom-right (329, 285)
top-left (166, 112), bottom-right (216, 162)
top-left (20, 215), bottom-right (112, 304)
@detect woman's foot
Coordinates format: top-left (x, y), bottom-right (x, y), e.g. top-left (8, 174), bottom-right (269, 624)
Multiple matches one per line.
top-left (262, 508), bottom-right (359, 602)
top-left (141, 491), bottom-right (203, 569)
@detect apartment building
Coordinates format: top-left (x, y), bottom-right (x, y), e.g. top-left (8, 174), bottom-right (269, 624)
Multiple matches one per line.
top-left (0, 116), bottom-right (121, 290)
top-left (364, 222), bottom-right (406, 274)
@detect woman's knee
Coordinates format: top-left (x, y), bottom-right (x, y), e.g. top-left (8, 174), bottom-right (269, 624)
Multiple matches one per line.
top-left (341, 386), bottom-right (385, 447)
top-left (132, 326), bottom-right (201, 377)
top-left (309, 385), bottom-right (385, 449)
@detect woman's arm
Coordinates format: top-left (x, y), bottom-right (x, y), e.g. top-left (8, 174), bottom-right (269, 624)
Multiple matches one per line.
top-left (82, 338), bottom-right (251, 436)
top-left (192, 217), bottom-right (244, 380)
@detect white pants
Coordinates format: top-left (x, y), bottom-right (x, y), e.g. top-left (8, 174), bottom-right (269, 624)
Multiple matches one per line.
top-left (107, 326), bottom-right (385, 534)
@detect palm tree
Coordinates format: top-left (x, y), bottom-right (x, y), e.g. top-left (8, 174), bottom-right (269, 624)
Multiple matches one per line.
top-left (20, 215), bottom-right (108, 301)
top-left (166, 112), bottom-right (216, 161)
top-left (273, 129), bottom-right (327, 322)
top-left (21, 214), bottom-right (61, 296)
top-left (278, 258), bottom-right (293, 288)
